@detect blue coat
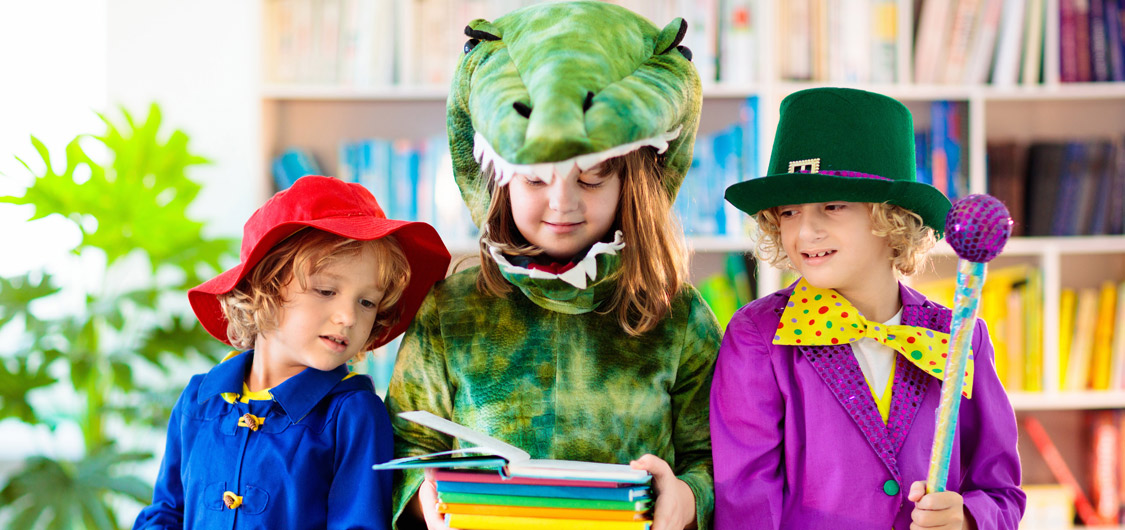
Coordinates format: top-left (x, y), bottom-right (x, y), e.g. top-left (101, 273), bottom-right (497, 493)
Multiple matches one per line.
top-left (133, 350), bottom-right (393, 529)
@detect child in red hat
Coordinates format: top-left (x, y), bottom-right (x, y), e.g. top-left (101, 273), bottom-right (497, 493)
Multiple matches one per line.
top-left (133, 175), bottom-right (450, 530)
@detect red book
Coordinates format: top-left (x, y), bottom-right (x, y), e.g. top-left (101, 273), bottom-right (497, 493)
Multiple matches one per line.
top-left (1023, 416), bottom-right (1105, 525)
top-left (1089, 411), bottom-right (1121, 523)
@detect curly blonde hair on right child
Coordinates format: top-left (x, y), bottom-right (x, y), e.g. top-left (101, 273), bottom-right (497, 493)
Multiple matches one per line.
top-left (218, 228), bottom-right (410, 358)
top-left (754, 202), bottom-right (936, 276)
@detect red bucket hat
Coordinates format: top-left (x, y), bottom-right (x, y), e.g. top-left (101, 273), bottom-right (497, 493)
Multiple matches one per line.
top-left (188, 175), bottom-right (451, 349)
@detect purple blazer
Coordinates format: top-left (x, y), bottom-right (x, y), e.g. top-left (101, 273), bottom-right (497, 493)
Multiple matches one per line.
top-left (711, 282), bottom-right (1025, 529)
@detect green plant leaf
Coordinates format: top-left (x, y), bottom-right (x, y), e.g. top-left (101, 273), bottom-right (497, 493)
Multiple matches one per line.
top-left (0, 103), bottom-right (236, 525)
top-left (0, 352), bottom-right (60, 423)
top-left (0, 446), bottom-right (154, 530)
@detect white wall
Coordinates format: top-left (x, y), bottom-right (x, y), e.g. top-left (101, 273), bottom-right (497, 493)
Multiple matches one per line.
top-left (106, 0), bottom-right (264, 238)
top-left (0, 0), bottom-right (263, 507)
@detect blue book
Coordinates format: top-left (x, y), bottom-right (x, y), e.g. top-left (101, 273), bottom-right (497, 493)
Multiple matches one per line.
top-left (272, 148), bottom-right (321, 191)
top-left (389, 139), bottom-right (418, 221)
top-left (739, 95), bottom-right (760, 179)
top-left (1106, 0), bottom-right (1125, 81)
top-left (435, 481), bottom-right (651, 501)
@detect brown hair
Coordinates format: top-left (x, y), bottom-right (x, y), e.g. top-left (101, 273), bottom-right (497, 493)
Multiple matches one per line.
top-left (754, 202), bottom-right (936, 276)
top-left (218, 228), bottom-right (411, 361)
top-left (477, 147), bottom-right (688, 336)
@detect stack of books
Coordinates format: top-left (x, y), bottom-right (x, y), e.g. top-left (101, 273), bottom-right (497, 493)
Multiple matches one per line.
top-left (373, 411), bottom-right (654, 530)
top-left (434, 469), bottom-right (652, 530)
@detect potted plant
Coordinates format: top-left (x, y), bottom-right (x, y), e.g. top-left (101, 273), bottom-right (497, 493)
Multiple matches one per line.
top-left (0, 104), bottom-right (237, 528)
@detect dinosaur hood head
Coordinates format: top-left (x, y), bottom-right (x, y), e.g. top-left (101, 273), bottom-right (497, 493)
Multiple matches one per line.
top-left (447, 0), bottom-right (702, 226)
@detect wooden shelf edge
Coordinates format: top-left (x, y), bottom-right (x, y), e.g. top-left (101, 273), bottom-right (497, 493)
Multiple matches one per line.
top-left (262, 82), bottom-right (1125, 103)
top-left (1009, 390), bottom-right (1125, 410)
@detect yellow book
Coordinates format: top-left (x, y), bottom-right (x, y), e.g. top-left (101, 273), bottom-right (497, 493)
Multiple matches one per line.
top-left (1058, 289), bottom-right (1077, 391)
top-left (439, 503), bottom-right (648, 522)
top-left (1111, 281), bottom-right (1125, 389)
top-left (445, 513), bottom-right (650, 530)
top-left (1066, 289), bottom-right (1099, 391)
top-left (1005, 287), bottom-right (1025, 391)
top-left (1024, 271), bottom-right (1044, 392)
top-left (981, 272), bottom-right (1012, 388)
top-left (1090, 281), bottom-right (1118, 390)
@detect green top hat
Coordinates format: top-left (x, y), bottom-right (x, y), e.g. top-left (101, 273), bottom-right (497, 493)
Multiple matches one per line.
top-left (724, 87), bottom-right (952, 236)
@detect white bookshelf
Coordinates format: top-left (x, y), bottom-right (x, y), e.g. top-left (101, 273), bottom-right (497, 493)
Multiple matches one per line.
top-left (258, 2), bottom-right (1125, 522)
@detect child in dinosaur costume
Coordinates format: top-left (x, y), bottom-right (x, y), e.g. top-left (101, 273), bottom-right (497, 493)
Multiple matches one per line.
top-left (385, 2), bottom-right (720, 529)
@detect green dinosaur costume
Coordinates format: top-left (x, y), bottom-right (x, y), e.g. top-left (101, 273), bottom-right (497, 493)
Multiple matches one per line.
top-left (447, 0), bottom-right (702, 224)
top-left (386, 2), bottom-right (718, 528)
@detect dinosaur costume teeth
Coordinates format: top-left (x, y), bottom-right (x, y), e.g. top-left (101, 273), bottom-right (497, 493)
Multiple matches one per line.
top-left (448, 0), bottom-right (702, 226)
top-left (472, 127), bottom-right (683, 186)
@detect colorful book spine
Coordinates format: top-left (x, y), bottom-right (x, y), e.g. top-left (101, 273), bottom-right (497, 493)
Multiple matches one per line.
top-left (444, 513), bottom-right (651, 530)
top-left (436, 481), bottom-right (651, 501)
top-left (438, 503), bottom-right (649, 521)
top-left (437, 492), bottom-right (652, 512)
top-left (434, 470), bottom-right (634, 489)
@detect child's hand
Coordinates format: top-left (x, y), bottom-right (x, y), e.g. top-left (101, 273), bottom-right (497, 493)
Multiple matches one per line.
top-left (630, 454), bottom-right (697, 530)
top-left (410, 469), bottom-right (450, 530)
top-left (907, 481), bottom-right (975, 530)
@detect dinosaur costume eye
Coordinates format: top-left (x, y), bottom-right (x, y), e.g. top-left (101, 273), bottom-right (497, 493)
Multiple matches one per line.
top-left (513, 102), bottom-right (532, 118)
top-left (464, 39), bottom-right (480, 54)
top-left (677, 45), bottom-right (693, 61)
top-left (583, 91), bottom-right (594, 112)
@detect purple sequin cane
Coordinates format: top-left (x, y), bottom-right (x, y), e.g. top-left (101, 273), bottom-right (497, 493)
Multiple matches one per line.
top-left (925, 194), bottom-right (1012, 493)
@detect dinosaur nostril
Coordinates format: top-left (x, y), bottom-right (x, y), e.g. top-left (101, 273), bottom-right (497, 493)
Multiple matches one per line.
top-left (513, 102), bottom-right (532, 118)
top-left (583, 91), bottom-right (594, 112)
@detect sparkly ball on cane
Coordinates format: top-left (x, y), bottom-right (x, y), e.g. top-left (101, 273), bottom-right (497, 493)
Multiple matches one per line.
top-left (945, 194), bottom-right (1012, 263)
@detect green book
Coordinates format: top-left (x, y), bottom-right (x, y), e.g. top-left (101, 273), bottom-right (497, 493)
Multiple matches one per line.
top-left (438, 492), bottom-right (652, 512)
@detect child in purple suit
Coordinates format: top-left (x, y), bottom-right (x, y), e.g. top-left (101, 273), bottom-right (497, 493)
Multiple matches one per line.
top-left (712, 88), bottom-right (1025, 529)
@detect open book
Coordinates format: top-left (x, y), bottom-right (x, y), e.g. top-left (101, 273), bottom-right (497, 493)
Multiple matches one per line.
top-left (372, 411), bottom-right (651, 484)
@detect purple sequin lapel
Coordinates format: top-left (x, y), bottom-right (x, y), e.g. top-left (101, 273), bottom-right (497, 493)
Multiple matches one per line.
top-left (783, 299), bottom-right (952, 478)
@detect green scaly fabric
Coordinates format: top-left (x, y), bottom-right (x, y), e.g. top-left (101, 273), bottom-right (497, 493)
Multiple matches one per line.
top-left (386, 268), bottom-right (720, 529)
top-left (447, 0), bottom-right (702, 225)
top-left (387, 3), bottom-right (718, 528)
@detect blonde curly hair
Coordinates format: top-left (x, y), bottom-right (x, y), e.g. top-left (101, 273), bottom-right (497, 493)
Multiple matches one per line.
top-left (218, 228), bottom-right (410, 361)
top-left (753, 202), bottom-right (936, 276)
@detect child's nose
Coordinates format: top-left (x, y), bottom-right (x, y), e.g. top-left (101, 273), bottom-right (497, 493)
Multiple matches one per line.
top-left (333, 303), bottom-right (356, 327)
top-left (797, 210), bottom-right (827, 239)
top-left (548, 180), bottom-right (580, 213)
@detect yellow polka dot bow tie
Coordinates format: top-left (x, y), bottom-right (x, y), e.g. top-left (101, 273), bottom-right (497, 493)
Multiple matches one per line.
top-left (773, 278), bottom-right (974, 399)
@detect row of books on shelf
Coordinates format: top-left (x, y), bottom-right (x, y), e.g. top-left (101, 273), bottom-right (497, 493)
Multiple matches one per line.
top-left (273, 97), bottom-right (765, 239)
top-left (1059, 0), bottom-right (1125, 83)
top-left (1021, 411), bottom-right (1124, 526)
top-left (261, 0), bottom-right (757, 87)
top-left (778, 0), bottom-right (900, 83)
top-left (916, 267), bottom-right (1125, 394)
top-left (912, 0), bottom-right (1050, 86)
top-left (915, 101), bottom-right (970, 202)
top-left (988, 137), bottom-right (1125, 238)
top-left (273, 136), bottom-right (481, 243)
top-left (676, 97), bottom-right (759, 236)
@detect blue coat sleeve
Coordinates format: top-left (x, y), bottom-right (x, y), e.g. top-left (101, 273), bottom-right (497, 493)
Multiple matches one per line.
top-left (132, 383), bottom-right (191, 529)
top-left (958, 319), bottom-right (1027, 529)
top-left (327, 390), bottom-right (394, 530)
